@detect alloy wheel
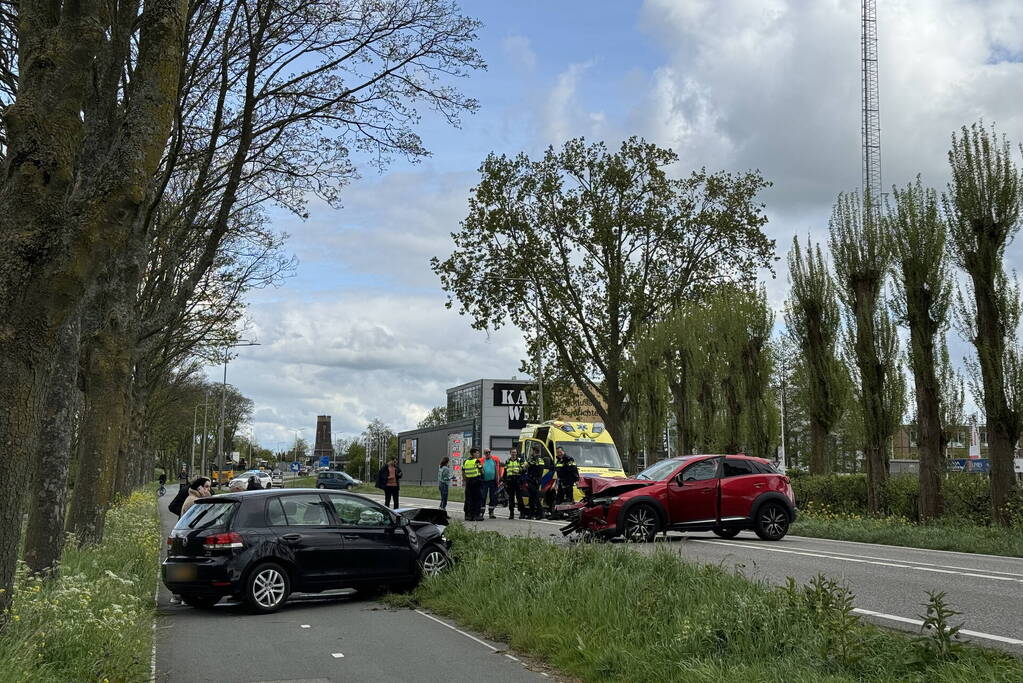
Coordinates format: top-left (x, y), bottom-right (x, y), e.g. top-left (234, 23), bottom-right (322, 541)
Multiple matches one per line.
top-left (252, 567), bottom-right (286, 608)
top-left (420, 548), bottom-right (448, 576)
top-left (760, 505), bottom-right (789, 539)
top-left (624, 506), bottom-right (655, 542)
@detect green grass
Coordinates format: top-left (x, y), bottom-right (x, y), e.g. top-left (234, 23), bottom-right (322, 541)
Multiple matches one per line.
top-left (284, 476), bottom-right (316, 488)
top-left (393, 524), bottom-right (1023, 682)
top-left (0, 488), bottom-right (161, 683)
top-left (791, 512), bottom-right (1023, 558)
top-left (351, 483), bottom-right (465, 502)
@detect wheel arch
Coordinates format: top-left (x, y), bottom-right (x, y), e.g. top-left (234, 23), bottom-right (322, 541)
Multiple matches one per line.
top-left (750, 492), bottom-right (794, 522)
top-left (615, 496), bottom-right (667, 535)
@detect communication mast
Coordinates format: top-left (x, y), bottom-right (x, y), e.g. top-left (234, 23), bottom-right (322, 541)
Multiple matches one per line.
top-left (861, 0), bottom-right (882, 220)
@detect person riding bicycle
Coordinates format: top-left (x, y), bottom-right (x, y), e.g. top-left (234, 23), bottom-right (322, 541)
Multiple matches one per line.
top-left (158, 473), bottom-right (167, 486)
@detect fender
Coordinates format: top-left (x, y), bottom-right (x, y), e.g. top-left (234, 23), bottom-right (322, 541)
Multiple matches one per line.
top-left (750, 491), bottom-right (795, 523)
top-left (615, 495), bottom-right (668, 535)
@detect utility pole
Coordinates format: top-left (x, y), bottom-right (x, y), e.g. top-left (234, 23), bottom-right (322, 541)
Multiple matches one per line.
top-left (861, 0), bottom-right (882, 219)
top-left (214, 341), bottom-right (260, 474)
top-left (200, 394), bottom-right (210, 476)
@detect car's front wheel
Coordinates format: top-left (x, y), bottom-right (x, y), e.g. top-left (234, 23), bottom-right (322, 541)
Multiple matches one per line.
top-left (244, 562), bottom-right (291, 613)
top-left (712, 527), bottom-right (740, 539)
top-left (754, 502), bottom-right (790, 541)
top-left (316, 483), bottom-right (325, 489)
top-left (622, 504), bottom-right (658, 542)
top-left (418, 544), bottom-right (450, 577)
top-left (180, 594), bottom-right (220, 609)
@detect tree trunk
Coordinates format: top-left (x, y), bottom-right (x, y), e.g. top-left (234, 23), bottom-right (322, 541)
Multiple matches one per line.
top-left (24, 316), bottom-right (82, 575)
top-left (911, 335), bottom-right (945, 521)
top-left (721, 374), bottom-right (741, 454)
top-left (809, 418), bottom-right (830, 474)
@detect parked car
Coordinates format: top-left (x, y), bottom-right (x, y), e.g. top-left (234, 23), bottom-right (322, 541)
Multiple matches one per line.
top-left (271, 471), bottom-right (283, 487)
top-left (229, 470), bottom-right (273, 490)
top-left (162, 489), bottom-right (451, 612)
top-left (316, 470), bottom-right (361, 490)
top-left (562, 455), bottom-right (796, 542)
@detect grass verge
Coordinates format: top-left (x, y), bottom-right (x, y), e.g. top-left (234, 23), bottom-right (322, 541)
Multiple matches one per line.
top-left (392, 524), bottom-right (1023, 682)
top-left (792, 506), bottom-right (1023, 558)
top-left (0, 489), bottom-right (161, 683)
top-left (284, 476), bottom-right (316, 488)
top-left (351, 483), bottom-right (465, 502)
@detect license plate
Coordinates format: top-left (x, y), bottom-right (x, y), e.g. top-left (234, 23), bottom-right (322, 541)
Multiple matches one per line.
top-left (165, 564), bottom-right (197, 582)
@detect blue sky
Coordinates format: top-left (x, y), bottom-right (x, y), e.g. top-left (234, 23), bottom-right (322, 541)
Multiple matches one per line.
top-left (215, 0), bottom-right (1023, 451)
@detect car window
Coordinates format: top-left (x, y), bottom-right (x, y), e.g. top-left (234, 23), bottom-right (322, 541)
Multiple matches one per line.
top-left (681, 459), bottom-right (718, 482)
top-left (266, 498), bottom-right (288, 526)
top-left (174, 502), bottom-right (236, 530)
top-left (326, 494), bottom-right (390, 527)
top-left (723, 459), bottom-right (754, 477)
top-left (279, 494), bottom-right (330, 526)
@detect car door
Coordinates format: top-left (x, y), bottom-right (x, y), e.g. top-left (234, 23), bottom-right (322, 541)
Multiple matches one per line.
top-left (269, 494), bottom-right (346, 588)
top-left (666, 458), bottom-right (721, 525)
top-left (325, 494), bottom-right (417, 581)
top-left (719, 458), bottom-right (766, 520)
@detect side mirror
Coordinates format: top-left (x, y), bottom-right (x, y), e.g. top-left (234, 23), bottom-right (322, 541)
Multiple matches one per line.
top-left (395, 514), bottom-right (410, 528)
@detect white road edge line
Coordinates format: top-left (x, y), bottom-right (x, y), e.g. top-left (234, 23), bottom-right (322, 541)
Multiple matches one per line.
top-left (690, 539), bottom-right (1023, 584)
top-left (852, 608), bottom-right (1023, 646)
top-left (788, 534), bottom-right (1021, 561)
top-left (414, 609), bottom-right (498, 652)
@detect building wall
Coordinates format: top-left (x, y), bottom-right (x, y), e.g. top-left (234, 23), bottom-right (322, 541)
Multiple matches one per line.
top-left (396, 418), bottom-right (474, 486)
top-left (481, 379), bottom-right (535, 458)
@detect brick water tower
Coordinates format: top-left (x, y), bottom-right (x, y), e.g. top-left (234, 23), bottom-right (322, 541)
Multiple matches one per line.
top-left (313, 415), bottom-right (333, 468)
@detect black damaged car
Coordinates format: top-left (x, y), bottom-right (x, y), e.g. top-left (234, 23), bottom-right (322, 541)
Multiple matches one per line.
top-left (162, 489), bottom-right (451, 613)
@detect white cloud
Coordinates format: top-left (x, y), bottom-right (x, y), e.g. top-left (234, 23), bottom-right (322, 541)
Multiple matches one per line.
top-left (542, 61), bottom-right (611, 145)
top-left (502, 34), bottom-right (537, 71)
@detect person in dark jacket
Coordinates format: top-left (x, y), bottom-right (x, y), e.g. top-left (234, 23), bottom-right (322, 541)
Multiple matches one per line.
top-left (246, 475), bottom-right (263, 490)
top-left (525, 445), bottom-right (551, 519)
top-left (555, 447), bottom-right (579, 504)
top-left (502, 448), bottom-right (525, 519)
top-left (376, 458), bottom-right (403, 509)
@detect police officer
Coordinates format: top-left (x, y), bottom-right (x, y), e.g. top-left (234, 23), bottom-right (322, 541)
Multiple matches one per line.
top-left (555, 446), bottom-right (578, 504)
top-left (461, 447), bottom-right (484, 521)
top-left (526, 445), bottom-right (550, 520)
top-left (502, 448), bottom-right (525, 519)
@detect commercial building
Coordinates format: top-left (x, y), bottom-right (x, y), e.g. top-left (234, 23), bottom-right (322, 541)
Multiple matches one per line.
top-left (397, 378), bottom-right (536, 485)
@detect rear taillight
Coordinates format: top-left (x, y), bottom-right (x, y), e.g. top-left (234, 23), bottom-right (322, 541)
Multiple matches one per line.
top-left (167, 536), bottom-right (173, 546)
top-left (202, 532), bottom-right (244, 550)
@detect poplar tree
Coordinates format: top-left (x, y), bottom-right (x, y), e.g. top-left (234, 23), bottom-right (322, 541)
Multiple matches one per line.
top-left (830, 192), bottom-right (905, 513)
top-left (945, 123), bottom-right (1023, 524)
top-left (784, 238), bottom-right (846, 474)
top-left (886, 178), bottom-right (954, 520)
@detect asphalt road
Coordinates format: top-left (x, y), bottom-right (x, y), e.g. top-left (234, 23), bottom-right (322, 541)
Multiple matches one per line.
top-left (365, 492), bottom-right (1023, 656)
top-left (154, 488), bottom-right (556, 683)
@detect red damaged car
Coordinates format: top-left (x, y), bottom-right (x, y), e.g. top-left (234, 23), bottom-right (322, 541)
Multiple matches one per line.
top-left (561, 455), bottom-right (796, 542)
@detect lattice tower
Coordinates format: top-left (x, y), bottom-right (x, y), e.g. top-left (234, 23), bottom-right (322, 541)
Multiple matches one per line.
top-left (861, 0), bottom-right (881, 220)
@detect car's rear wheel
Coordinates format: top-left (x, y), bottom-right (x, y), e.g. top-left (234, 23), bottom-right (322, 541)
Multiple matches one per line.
top-left (418, 544), bottom-right (450, 577)
top-left (754, 502), bottom-right (790, 541)
top-left (244, 562), bottom-right (291, 613)
top-left (622, 504), bottom-right (658, 542)
top-left (180, 594), bottom-right (220, 609)
top-left (712, 527), bottom-right (740, 539)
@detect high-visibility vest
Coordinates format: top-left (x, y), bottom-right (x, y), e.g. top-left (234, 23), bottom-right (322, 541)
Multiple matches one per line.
top-left (504, 459), bottom-right (523, 476)
top-left (462, 457), bottom-right (482, 479)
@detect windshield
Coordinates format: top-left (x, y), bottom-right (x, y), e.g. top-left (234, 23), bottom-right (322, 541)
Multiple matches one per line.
top-left (173, 502), bottom-right (236, 531)
top-left (556, 442), bottom-right (623, 469)
top-left (635, 458), bottom-right (687, 481)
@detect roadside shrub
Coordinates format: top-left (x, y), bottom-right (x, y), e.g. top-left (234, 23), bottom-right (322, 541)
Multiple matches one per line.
top-left (792, 474), bottom-right (868, 514)
top-left (880, 475), bottom-right (919, 521)
top-left (941, 476), bottom-right (992, 526)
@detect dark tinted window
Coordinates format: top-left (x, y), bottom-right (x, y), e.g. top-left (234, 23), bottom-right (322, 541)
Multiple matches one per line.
top-left (681, 459), bottom-right (718, 482)
top-left (174, 502), bottom-right (236, 530)
top-left (750, 461), bottom-right (780, 474)
top-left (723, 459), bottom-right (754, 477)
top-left (326, 494), bottom-right (390, 527)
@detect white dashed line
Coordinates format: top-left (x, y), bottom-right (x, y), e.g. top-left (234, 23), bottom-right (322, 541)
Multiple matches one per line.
top-left (331, 652), bottom-right (345, 659)
top-left (852, 609), bottom-right (1023, 646)
top-left (300, 624), bottom-right (311, 629)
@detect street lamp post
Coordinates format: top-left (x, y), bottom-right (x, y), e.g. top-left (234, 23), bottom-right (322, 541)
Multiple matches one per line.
top-left (190, 396), bottom-right (213, 477)
top-left (215, 341), bottom-right (260, 474)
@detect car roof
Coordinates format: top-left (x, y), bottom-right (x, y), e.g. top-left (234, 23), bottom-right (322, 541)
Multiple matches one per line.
top-left (198, 488), bottom-right (373, 503)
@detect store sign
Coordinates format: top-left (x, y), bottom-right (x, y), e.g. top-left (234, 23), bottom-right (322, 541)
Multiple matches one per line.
top-left (493, 383), bottom-right (534, 429)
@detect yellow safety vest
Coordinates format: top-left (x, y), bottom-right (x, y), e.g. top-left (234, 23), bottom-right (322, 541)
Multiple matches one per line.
top-left (505, 459), bottom-right (523, 476)
top-left (462, 457), bottom-right (481, 479)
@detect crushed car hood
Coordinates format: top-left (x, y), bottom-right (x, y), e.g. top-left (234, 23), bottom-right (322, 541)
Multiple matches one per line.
top-left (582, 476), bottom-right (654, 498)
top-left (396, 507), bottom-right (449, 531)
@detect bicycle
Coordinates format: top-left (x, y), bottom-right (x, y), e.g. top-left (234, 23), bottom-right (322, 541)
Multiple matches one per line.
top-left (157, 484), bottom-right (167, 497)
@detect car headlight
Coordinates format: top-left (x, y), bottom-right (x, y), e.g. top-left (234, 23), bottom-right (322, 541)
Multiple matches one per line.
top-left (591, 496), bottom-right (619, 506)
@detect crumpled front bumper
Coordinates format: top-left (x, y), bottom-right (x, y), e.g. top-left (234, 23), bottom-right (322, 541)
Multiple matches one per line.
top-left (558, 501), bottom-right (617, 537)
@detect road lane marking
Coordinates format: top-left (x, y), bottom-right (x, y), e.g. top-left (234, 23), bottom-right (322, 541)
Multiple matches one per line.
top-left (852, 608), bottom-right (1023, 646)
top-left (300, 624), bottom-right (311, 628)
top-left (788, 534), bottom-right (1023, 561)
top-left (331, 652), bottom-right (345, 658)
top-left (414, 609), bottom-right (498, 652)
top-left (690, 539), bottom-right (1023, 584)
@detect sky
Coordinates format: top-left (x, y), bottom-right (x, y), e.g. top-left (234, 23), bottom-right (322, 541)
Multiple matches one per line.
top-left (214, 0), bottom-right (1023, 452)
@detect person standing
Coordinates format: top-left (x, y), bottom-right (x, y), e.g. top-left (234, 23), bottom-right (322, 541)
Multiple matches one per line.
top-left (526, 446), bottom-right (548, 520)
top-left (376, 457), bottom-right (403, 509)
top-left (180, 477), bottom-right (212, 516)
top-left (437, 456), bottom-right (452, 510)
top-left (480, 449), bottom-right (502, 519)
top-left (461, 448), bottom-right (484, 521)
top-left (502, 448), bottom-right (525, 519)
top-left (555, 447), bottom-right (579, 503)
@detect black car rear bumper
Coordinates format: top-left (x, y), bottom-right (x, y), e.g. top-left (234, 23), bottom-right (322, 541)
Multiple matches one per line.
top-left (163, 557), bottom-right (237, 596)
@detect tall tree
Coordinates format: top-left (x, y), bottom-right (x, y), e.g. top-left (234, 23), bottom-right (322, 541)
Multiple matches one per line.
top-left (433, 137), bottom-right (774, 447)
top-left (0, 0), bottom-right (188, 611)
top-left (831, 192), bottom-right (905, 513)
top-left (784, 238), bottom-right (846, 474)
top-left (737, 286), bottom-right (776, 461)
top-left (886, 178), bottom-right (954, 520)
top-left (418, 406), bottom-right (449, 429)
top-left (945, 123), bottom-right (1023, 525)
